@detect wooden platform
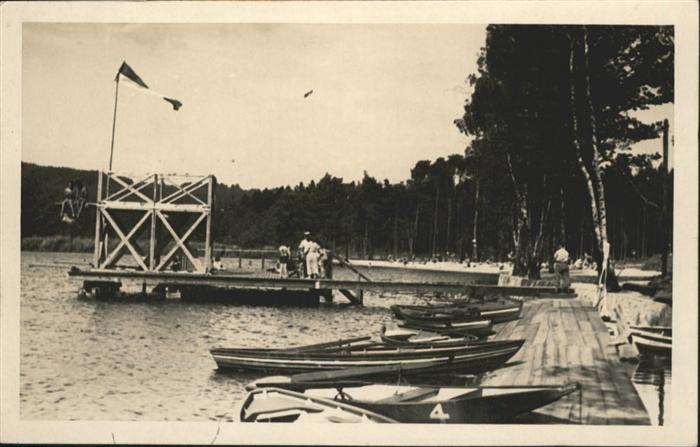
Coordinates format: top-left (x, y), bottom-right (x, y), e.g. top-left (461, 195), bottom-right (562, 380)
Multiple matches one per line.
top-left (67, 268), bottom-right (566, 302)
top-left (480, 298), bottom-right (650, 424)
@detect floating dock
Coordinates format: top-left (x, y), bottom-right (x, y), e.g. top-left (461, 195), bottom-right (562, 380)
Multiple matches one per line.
top-left (480, 297), bottom-right (650, 424)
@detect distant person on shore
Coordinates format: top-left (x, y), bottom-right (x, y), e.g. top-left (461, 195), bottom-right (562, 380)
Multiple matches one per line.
top-left (298, 232), bottom-right (312, 277)
top-left (553, 243), bottom-right (571, 291)
top-left (306, 239), bottom-right (321, 279)
top-left (171, 257), bottom-right (182, 272)
top-left (278, 245), bottom-right (291, 278)
top-left (75, 180), bottom-right (88, 217)
top-left (60, 181), bottom-right (75, 220)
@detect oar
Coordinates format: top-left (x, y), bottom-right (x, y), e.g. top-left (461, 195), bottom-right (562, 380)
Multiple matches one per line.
top-left (287, 360), bottom-right (446, 383)
top-left (246, 376), bottom-right (374, 391)
top-left (284, 336), bottom-right (372, 353)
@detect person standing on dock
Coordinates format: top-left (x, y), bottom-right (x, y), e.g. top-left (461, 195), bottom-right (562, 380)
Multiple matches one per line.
top-left (278, 245), bottom-right (291, 278)
top-left (318, 247), bottom-right (329, 278)
top-left (306, 239), bottom-right (321, 279)
top-left (553, 243), bottom-right (571, 291)
top-left (298, 232), bottom-right (312, 277)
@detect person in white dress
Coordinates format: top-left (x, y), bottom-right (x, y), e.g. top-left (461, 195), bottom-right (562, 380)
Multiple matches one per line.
top-left (298, 232), bottom-right (313, 277)
top-left (306, 240), bottom-right (321, 279)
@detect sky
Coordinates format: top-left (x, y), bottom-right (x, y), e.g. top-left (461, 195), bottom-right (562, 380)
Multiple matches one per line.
top-left (22, 23), bottom-right (673, 189)
top-left (22, 23), bottom-right (484, 189)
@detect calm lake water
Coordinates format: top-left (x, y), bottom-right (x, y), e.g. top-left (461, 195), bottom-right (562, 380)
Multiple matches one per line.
top-left (19, 251), bottom-right (670, 423)
top-left (629, 357), bottom-right (672, 426)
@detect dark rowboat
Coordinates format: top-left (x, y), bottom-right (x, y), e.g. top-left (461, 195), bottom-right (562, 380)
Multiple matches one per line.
top-left (629, 325), bottom-right (671, 357)
top-left (239, 387), bottom-right (398, 423)
top-left (398, 318), bottom-right (494, 338)
top-left (246, 378), bottom-right (579, 424)
top-left (380, 323), bottom-right (478, 346)
top-left (391, 299), bottom-right (523, 325)
top-left (210, 339), bottom-right (524, 376)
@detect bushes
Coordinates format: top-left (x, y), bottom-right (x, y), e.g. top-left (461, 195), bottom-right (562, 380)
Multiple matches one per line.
top-left (640, 254), bottom-right (672, 272)
top-left (21, 236), bottom-right (94, 253)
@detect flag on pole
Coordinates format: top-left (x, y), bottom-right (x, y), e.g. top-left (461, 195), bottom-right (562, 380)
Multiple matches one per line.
top-left (116, 61), bottom-right (182, 111)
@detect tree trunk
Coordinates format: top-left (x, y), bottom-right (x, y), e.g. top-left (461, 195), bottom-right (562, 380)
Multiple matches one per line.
top-left (505, 152), bottom-right (531, 277)
top-left (582, 27), bottom-right (620, 291)
top-left (569, 30), bottom-right (616, 290)
top-left (392, 212), bottom-right (398, 258)
top-left (660, 119), bottom-right (670, 277)
top-left (446, 196), bottom-right (452, 255)
top-left (569, 31), bottom-right (602, 253)
top-left (363, 221), bottom-right (368, 259)
top-left (472, 180), bottom-right (480, 261)
top-left (559, 187), bottom-right (566, 244)
top-left (432, 185), bottom-right (440, 257)
top-left (528, 198), bottom-right (551, 280)
top-left (411, 205), bottom-right (420, 257)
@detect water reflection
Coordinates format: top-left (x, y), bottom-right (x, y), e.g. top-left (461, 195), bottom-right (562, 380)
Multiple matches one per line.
top-left (631, 355), bottom-right (671, 426)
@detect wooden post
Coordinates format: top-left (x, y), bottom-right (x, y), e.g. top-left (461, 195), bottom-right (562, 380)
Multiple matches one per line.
top-left (108, 78), bottom-right (120, 172)
top-left (93, 171), bottom-right (103, 268)
top-left (660, 119), bottom-right (669, 277)
top-left (238, 252), bottom-right (242, 269)
top-left (327, 252), bottom-right (334, 279)
top-left (149, 174), bottom-right (157, 271)
top-left (261, 253), bottom-right (265, 270)
top-left (204, 176), bottom-right (214, 273)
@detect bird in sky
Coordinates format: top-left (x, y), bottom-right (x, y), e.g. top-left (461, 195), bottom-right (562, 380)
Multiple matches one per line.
top-left (303, 90), bottom-right (313, 98)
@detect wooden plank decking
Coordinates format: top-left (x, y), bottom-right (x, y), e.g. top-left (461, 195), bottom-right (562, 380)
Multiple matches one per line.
top-left (480, 297), bottom-right (650, 425)
top-left (68, 268), bottom-right (561, 298)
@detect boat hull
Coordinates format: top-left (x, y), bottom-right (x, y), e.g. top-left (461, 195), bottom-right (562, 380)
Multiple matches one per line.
top-left (211, 339), bottom-right (524, 376)
top-left (398, 318), bottom-right (494, 337)
top-left (243, 383), bottom-right (579, 424)
top-left (379, 324), bottom-right (478, 347)
top-left (320, 385), bottom-right (579, 424)
top-left (631, 334), bottom-right (671, 357)
top-left (629, 326), bottom-right (671, 357)
top-left (391, 300), bottom-right (523, 325)
top-left (240, 387), bottom-right (397, 423)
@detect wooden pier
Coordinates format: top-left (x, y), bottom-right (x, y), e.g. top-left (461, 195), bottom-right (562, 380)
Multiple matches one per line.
top-left (67, 267), bottom-right (565, 305)
top-left (481, 297), bottom-right (650, 424)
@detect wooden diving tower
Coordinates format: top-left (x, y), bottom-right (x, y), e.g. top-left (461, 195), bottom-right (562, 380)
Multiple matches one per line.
top-left (92, 171), bottom-right (215, 273)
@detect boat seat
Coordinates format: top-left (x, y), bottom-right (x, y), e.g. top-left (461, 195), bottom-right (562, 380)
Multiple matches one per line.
top-left (244, 395), bottom-right (323, 420)
top-left (375, 387), bottom-right (439, 404)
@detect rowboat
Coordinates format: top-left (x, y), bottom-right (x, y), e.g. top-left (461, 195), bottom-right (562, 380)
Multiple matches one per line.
top-left (391, 299), bottom-right (523, 325)
top-left (398, 318), bottom-right (494, 338)
top-left (245, 377), bottom-right (579, 424)
top-left (629, 325), bottom-right (672, 357)
top-left (239, 387), bottom-right (398, 423)
top-left (210, 339), bottom-right (524, 376)
top-left (379, 323), bottom-right (478, 346)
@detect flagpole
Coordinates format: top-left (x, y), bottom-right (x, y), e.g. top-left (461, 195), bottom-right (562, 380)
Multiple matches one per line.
top-left (108, 75), bottom-right (120, 172)
top-left (100, 74), bottom-right (120, 267)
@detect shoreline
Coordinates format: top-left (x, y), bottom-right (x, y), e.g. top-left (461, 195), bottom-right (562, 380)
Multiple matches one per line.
top-left (349, 258), bottom-right (662, 282)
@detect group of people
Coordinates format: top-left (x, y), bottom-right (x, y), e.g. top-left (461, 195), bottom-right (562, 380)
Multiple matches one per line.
top-left (277, 232), bottom-right (330, 279)
top-left (59, 180), bottom-right (88, 223)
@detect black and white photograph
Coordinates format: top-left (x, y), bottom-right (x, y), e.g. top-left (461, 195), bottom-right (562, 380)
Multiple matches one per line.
top-left (1, 1), bottom-right (697, 445)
